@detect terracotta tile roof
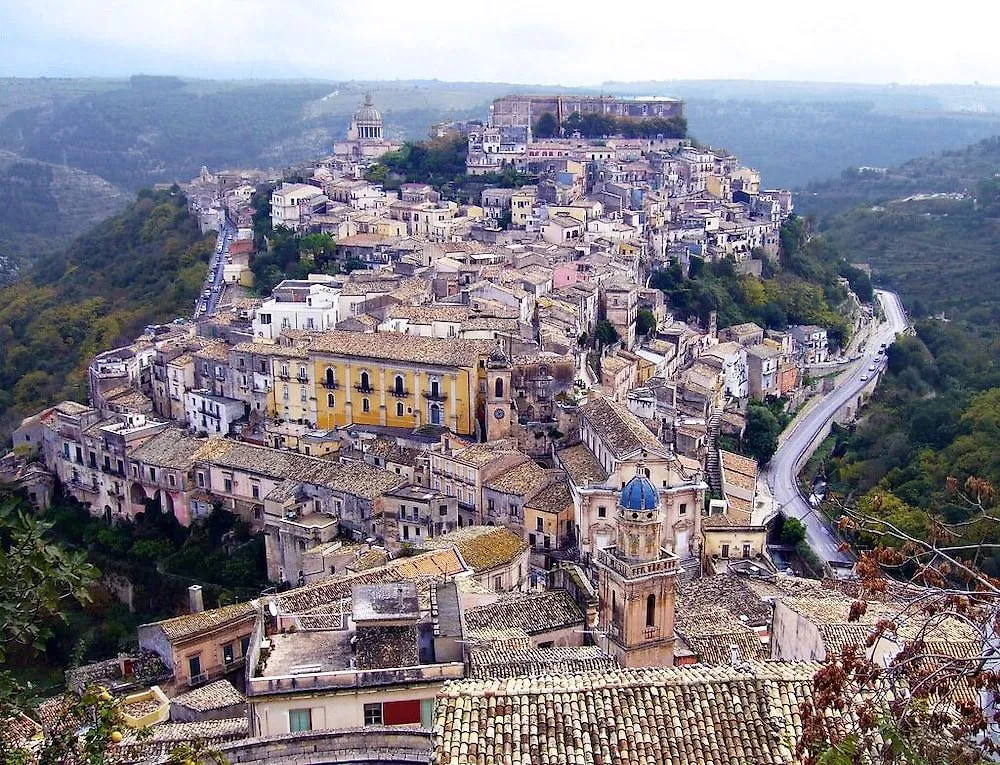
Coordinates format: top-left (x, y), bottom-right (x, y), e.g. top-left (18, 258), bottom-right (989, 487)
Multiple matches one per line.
top-left (525, 480), bottom-right (573, 514)
top-left (468, 645), bottom-right (619, 679)
top-left (580, 396), bottom-right (664, 459)
top-left (452, 440), bottom-right (525, 468)
top-left (434, 662), bottom-right (822, 765)
top-left (464, 590), bottom-right (584, 637)
top-left (676, 575), bottom-right (773, 630)
top-left (143, 601), bottom-right (257, 643)
top-left (483, 459), bottom-right (549, 496)
top-left (385, 303), bottom-right (471, 323)
top-left (556, 443), bottom-right (609, 486)
top-left (720, 449), bottom-right (758, 492)
top-left (170, 679), bottom-right (245, 712)
top-left (679, 627), bottom-right (767, 665)
top-left (276, 548), bottom-right (466, 615)
top-left (0, 711), bottom-right (41, 751)
top-left (129, 428), bottom-right (211, 470)
top-left (120, 717), bottom-right (248, 761)
top-left (289, 329), bottom-right (494, 367)
top-left (420, 526), bottom-right (528, 574)
top-left (203, 441), bottom-right (406, 500)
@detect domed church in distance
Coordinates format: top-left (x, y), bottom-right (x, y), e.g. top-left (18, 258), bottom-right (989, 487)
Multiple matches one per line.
top-left (333, 93), bottom-right (402, 160)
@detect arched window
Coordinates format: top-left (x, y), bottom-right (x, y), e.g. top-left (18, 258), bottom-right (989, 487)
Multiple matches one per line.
top-left (360, 371), bottom-right (370, 391)
top-left (396, 402), bottom-right (404, 417)
top-left (430, 379), bottom-right (440, 398)
top-left (362, 398), bottom-right (370, 413)
top-left (430, 404), bottom-right (441, 425)
top-left (646, 594), bottom-right (656, 627)
top-left (495, 377), bottom-right (504, 399)
top-left (327, 394), bottom-right (335, 407)
top-left (326, 367), bottom-right (335, 387)
top-left (394, 375), bottom-right (404, 395)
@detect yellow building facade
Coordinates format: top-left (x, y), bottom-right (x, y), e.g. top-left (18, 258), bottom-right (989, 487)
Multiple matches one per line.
top-left (281, 331), bottom-right (502, 437)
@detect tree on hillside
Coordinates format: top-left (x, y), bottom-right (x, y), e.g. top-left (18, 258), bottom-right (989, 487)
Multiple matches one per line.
top-left (743, 402), bottom-right (781, 465)
top-left (595, 320), bottom-right (620, 347)
top-left (636, 309), bottom-right (658, 337)
top-left (800, 477), bottom-right (1000, 764)
top-left (780, 516), bottom-right (807, 545)
top-left (533, 112), bottom-right (559, 139)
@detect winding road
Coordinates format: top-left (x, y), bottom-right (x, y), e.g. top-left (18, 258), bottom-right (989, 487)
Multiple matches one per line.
top-left (764, 289), bottom-right (910, 571)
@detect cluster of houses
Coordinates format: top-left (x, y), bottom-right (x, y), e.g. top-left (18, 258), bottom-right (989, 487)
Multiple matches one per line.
top-left (0, 92), bottom-right (887, 765)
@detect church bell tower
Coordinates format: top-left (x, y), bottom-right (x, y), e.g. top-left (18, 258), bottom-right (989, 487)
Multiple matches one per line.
top-left (596, 464), bottom-right (678, 667)
top-left (484, 344), bottom-right (513, 442)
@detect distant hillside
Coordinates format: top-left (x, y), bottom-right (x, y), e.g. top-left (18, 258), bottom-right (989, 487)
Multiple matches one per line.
top-left (0, 76), bottom-right (492, 190)
top-left (797, 135), bottom-right (1000, 217)
top-left (0, 189), bottom-right (213, 439)
top-left (0, 152), bottom-right (129, 276)
top-left (802, 136), bottom-right (1000, 332)
top-left (5, 76), bottom-right (1000, 193)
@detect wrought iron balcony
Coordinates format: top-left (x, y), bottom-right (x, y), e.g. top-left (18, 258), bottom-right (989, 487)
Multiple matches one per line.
top-left (387, 388), bottom-right (409, 398)
top-left (422, 390), bottom-right (448, 401)
top-left (354, 384), bottom-right (374, 394)
top-left (321, 380), bottom-right (340, 390)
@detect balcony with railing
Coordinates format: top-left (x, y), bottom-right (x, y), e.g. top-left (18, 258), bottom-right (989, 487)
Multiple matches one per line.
top-left (321, 380), bottom-right (340, 390)
top-left (354, 384), bottom-right (374, 394)
top-left (387, 387), bottom-right (410, 398)
top-left (595, 546), bottom-right (678, 580)
top-left (422, 390), bottom-right (448, 401)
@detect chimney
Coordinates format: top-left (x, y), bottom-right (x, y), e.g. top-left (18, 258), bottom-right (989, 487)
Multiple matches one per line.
top-left (188, 584), bottom-right (204, 613)
top-left (730, 644), bottom-right (740, 666)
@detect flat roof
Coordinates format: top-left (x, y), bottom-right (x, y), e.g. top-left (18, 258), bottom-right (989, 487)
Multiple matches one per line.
top-left (261, 630), bottom-right (353, 677)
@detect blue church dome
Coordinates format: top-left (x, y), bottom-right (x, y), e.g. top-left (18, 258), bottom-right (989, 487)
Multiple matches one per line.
top-left (619, 473), bottom-right (659, 512)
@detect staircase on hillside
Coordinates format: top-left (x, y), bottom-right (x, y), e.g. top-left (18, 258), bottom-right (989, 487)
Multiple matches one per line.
top-left (706, 409), bottom-right (723, 496)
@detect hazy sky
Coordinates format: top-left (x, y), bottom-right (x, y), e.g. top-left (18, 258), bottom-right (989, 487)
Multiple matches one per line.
top-left (2, 0), bottom-right (998, 85)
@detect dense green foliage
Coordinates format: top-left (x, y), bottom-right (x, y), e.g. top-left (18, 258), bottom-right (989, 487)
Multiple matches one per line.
top-left (0, 189), bottom-right (213, 439)
top-left (533, 112), bottom-right (559, 139)
top-left (780, 517), bottom-right (808, 545)
top-left (636, 309), bottom-right (657, 337)
top-left (365, 134), bottom-right (535, 200)
top-left (740, 398), bottom-right (792, 465)
top-left (247, 187), bottom-right (364, 295)
top-left (562, 111), bottom-right (687, 139)
top-left (820, 321), bottom-right (1000, 569)
top-left (651, 217), bottom-right (866, 349)
top-left (0, 491), bottom-right (98, 710)
top-left (821, 198), bottom-right (1000, 334)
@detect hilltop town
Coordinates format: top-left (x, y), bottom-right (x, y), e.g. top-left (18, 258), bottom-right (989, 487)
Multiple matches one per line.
top-left (1, 93), bottom-right (933, 764)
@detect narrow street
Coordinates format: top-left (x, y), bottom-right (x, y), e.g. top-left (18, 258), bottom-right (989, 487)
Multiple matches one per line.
top-left (763, 289), bottom-right (909, 572)
top-left (193, 217), bottom-right (233, 319)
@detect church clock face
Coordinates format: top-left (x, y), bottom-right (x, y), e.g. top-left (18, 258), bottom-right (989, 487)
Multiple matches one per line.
top-left (494, 408), bottom-right (505, 420)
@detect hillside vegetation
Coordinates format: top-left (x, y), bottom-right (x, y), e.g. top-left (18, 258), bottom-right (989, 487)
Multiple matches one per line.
top-left (807, 136), bottom-right (1000, 333)
top-left (651, 216), bottom-right (871, 349)
top-left (0, 152), bottom-right (128, 274)
top-left (0, 189), bottom-right (212, 438)
top-left (800, 135), bottom-right (1000, 572)
top-left (818, 322), bottom-right (1000, 571)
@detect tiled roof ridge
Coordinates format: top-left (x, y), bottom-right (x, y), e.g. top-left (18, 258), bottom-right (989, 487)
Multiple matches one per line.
top-left (439, 661), bottom-right (820, 697)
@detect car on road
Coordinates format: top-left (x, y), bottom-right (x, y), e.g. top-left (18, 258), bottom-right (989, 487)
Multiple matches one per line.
top-left (868, 363), bottom-right (877, 371)
top-left (203, 288), bottom-right (211, 297)
top-left (860, 373), bottom-right (870, 381)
